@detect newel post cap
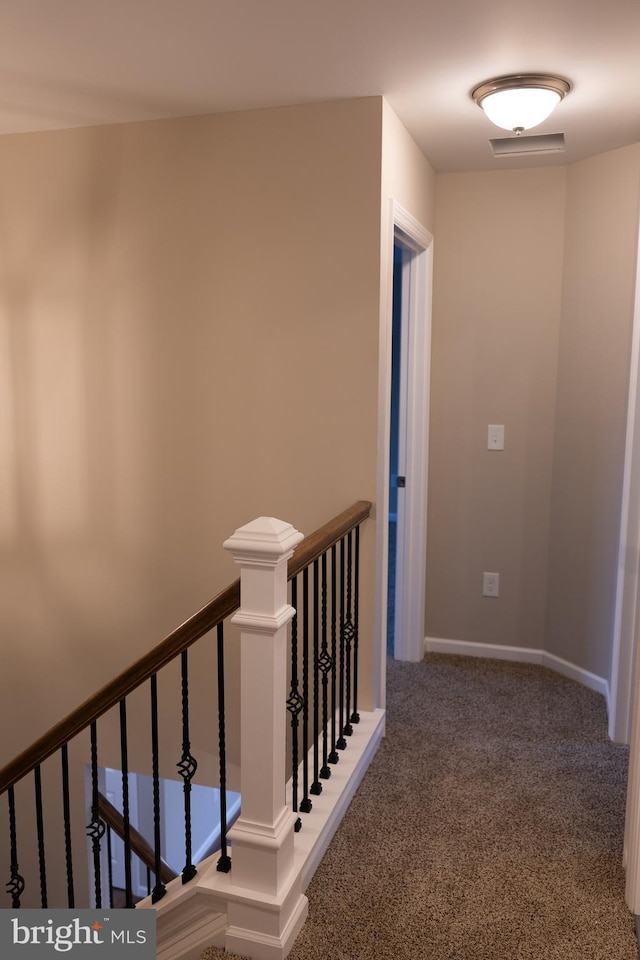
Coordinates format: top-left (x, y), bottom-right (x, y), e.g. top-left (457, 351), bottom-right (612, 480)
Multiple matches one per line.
top-left (223, 517), bottom-right (304, 566)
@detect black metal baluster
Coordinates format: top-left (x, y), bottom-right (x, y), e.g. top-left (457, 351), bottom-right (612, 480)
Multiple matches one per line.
top-left (310, 559), bottom-right (322, 796)
top-left (286, 577), bottom-right (304, 832)
top-left (328, 544), bottom-right (339, 765)
top-left (106, 827), bottom-right (114, 907)
top-left (336, 538), bottom-right (347, 751)
top-left (150, 674), bottom-right (166, 903)
top-left (146, 867), bottom-right (151, 896)
top-left (6, 786), bottom-right (25, 907)
top-left (34, 766), bottom-right (47, 906)
top-left (87, 721), bottom-right (106, 908)
top-left (300, 568), bottom-right (312, 813)
top-left (343, 532), bottom-right (355, 738)
top-left (177, 650), bottom-right (198, 883)
top-left (119, 699), bottom-right (134, 907)
top-left (216, 622), bottom-right (232, 872)
top-left (60, 745), bottom-right (75, 907)
top-left (351, 524), bottom-right (361, 724)
top-left (319, 551), bottom-right (333, 779)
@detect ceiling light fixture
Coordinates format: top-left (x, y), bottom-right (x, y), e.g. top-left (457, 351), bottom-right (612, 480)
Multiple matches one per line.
top-left (471, 75), bottom-right (571, 135)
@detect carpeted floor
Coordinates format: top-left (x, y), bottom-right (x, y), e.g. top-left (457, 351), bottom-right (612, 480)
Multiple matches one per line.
top-left (202, 654), bottom-right (638, 959)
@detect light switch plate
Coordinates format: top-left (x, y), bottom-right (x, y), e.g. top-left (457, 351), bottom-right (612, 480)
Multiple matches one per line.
top-left (488, 424), bottom-right (505, 450)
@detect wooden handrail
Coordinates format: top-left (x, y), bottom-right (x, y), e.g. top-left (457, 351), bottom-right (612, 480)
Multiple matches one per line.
top-left (0, 581), bottom-right (240, 795)
top-left (0, 500), bottom-right (371, 795)
top-left (287, 500), bottom-right (371, 581)
top-left (97, 792), bottom-right (178, 885)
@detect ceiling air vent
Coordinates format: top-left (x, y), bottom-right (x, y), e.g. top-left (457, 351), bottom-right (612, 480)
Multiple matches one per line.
top-left (490, 132), bottom-right (565, 157)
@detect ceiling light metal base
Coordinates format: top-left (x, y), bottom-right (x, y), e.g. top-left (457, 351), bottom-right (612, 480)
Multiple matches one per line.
top-left (472, 75), bottom-right (571, 105)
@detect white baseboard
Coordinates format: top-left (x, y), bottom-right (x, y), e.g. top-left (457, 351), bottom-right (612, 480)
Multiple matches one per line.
top-left (424, 637), bottom-right (611, 715)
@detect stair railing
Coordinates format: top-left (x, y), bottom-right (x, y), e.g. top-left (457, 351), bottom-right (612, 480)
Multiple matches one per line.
top-left (0, 582), bottom-right (238, 908)
top-left (0, 500), bottom-right (371, 919)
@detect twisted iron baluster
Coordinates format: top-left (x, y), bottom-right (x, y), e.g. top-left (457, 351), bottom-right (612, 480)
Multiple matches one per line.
top-left (106, 826), bottom-right (114, 908)
top-left (286, 577), bottom-right (304, 832)
top-left (300, 568), bottom-right (312, 812)
top-left (61, 745), bottom-right (75, 907)
top-left (310, 559), bottom-right (322, 796)
top-left (86, 721), bottom-right (106, 908)
top-left (319, 551), bottom-right (333, 779)
top-left (177, 650), bottom-right (198, 883)
top-left (6, 786), bottom-right (25, 907)
top-left (119, 699), bottom-right (134, 906)
top-left (150, 674), bottom-right (166, 903)
top-left (328, 544), bottom-right (339, 765)
top-left (343, 531), bottom-right (355, 738)
top-left (351, 524), bottom-right (361, 724)
top-left (34, 765), bottom-right (47, 906)
top-left (216, 622), bottom-right (232, 872)
top-left (336, 537), bottom-right (347, 751)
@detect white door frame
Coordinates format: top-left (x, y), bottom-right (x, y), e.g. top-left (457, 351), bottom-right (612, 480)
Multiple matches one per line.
top-left (611, 218), bottom-right (640, 745)
top-left (376, 200), bottom-right (433, 702)
top-left (617, 217), bottom-right (640, 915)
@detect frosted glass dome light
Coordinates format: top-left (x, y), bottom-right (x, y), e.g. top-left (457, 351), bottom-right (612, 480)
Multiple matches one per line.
top-left (472, 75), bottom-right (570, 134)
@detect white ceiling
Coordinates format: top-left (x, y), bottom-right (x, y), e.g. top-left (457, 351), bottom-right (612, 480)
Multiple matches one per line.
top-left (2, 0), bottom-right (640, 172)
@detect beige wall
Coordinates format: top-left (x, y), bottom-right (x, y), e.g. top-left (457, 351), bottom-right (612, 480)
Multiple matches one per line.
top-left (546, 144), bottom-right (640, 678)
top-left (427, 167), bottom-right (567, 650)
top-left (381, 100), bottom-right (436, 228)
top-left (0, 97), bottom-right (384, 767)
top-left (428, 147), bottom-right (640, 686)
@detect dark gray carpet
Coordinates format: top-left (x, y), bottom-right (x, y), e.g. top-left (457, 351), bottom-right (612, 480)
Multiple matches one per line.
top-left (203, 654), bottom-right (637, 959)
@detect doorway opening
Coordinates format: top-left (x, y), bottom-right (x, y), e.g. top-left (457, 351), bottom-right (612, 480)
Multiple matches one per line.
top-left (387, 241), bottom-right (404, 655)
top-left (382, 204), bottom-right (433, 668)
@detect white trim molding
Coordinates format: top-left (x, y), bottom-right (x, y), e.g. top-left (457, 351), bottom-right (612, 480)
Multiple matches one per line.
top-left (392, 206), bottom-right (433, 666)
top-left (375, 197), bottom-right (433, 706)
top-left (610, 214), bottom-right (640, 744)
top-left (424, 637), bottom-right (610, 712)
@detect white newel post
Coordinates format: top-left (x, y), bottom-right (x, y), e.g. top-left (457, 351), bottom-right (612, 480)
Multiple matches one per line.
top-left (222, 517), bottom-right (308, 958)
